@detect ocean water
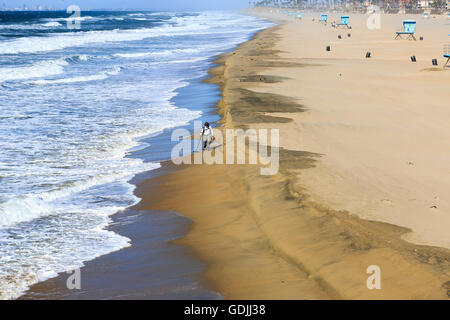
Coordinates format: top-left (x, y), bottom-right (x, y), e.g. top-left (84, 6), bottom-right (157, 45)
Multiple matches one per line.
top-left (0, 10), bottom-right (273, 299)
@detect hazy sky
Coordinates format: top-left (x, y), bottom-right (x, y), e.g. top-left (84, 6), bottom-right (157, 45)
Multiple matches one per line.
top-left (3, 0), bottom-right (251, 10)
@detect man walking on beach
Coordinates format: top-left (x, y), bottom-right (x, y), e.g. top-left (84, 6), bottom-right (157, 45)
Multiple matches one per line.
top-left (201, 122), bottom-right (214, 150)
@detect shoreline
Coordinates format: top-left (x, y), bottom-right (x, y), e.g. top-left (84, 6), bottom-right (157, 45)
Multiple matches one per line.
top-left (19, 74), bottom-right (223, 299)
top-left (20, 9), bottom-right (450, 299)
top-left (20, 164), bottom-right (220, 300)
top-left (135, 10), bottom-right (450, 299)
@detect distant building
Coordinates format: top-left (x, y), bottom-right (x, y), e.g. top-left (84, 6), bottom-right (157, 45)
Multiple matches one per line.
top-left (418, 0), bottom-right (434, 8)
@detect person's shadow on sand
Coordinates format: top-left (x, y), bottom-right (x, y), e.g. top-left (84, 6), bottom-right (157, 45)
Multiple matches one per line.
top-left (194, 143), bottom-right (222, 153)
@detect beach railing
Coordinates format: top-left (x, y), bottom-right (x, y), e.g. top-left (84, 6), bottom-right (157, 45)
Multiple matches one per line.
top-left (394, 20), bottom-right (417, 40)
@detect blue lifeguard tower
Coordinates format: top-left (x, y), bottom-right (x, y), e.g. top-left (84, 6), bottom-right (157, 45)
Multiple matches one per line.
top-left (444, 54), bottom-right (450, 67)
top-left (297, 12), bottom-right (302, 19)
top-left (395, 20), bottom-right (417, 40)
top-left (336, 16), bottom-right (350, 29)
top-left (320, 14), bottom-right (328, 24)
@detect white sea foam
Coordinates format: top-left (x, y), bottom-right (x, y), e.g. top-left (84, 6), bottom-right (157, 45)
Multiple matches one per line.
top-left (0, 21), bottom-right (62, 30)
top-left (0, 104), bottom-right (201, 300)
top-left (0, 23), bottom-right (209, 55)
top-left (0, 192), bottom-right (135, 299)
top-left (0, 91), bottom-right (202, 299)
top-left (42, 22), bottom-right (63, 27)
top-left (42, 16), bottom-right (95, 22)
top-left (114, 52), bottom-right (153, 58)
top-left (0, 160), bottom-right (158, 227)
top-left (27, 66), bottom-right (122, 85)
top-left (0, 58), bottom-right (68, 82)
top-left (0, 10), bottom-right (273, 300)
top-left (0, 55), bottom-right (95, 83)
top-left (72, 54), bottom-right (89, 62)
top-left (113, 48), bottom-right (199, 59)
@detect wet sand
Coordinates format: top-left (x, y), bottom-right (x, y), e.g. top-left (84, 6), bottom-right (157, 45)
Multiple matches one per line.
top-left (20, 77), bottom-right (222, 300)
top-left (22, 10), bottom-right (450, 300)
top-left (135, 10), bottom-right (450, 299)
top-left (20, 165), bottom-right (220, 300)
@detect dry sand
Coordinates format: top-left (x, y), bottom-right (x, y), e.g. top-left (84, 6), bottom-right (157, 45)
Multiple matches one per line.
top-left (135, 10), bottom-right (450, 299)
top-left (252, 9), bottom-right (450, 250)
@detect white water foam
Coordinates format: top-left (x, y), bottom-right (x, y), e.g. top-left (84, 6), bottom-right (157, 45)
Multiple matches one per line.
top-left (0, 161), bottom-right (152, 227)
top-left (0, 10), bottom-right (274, 300)
top-left (0, 23), bottom-right (209, 55)
top-left (27, 66), bottom-right (122, 85)
top-left (113, 48), bottom-right (200, 59)
top-left (0, 21), bottom-right (62, 30)
top-left (0, 107), bottom-right (200, 299)
top-left (42, 16), bottom-right (95, 22)
top-left (0, 58), bottom-right (68, 82)
top-left (42, 22), bottom-right (63, 27)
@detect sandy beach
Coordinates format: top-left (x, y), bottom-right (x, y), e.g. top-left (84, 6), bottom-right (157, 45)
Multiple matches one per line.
top-left (21, 9), bottom-right (450, 300)
top-left (136, 10), bottom-right (450, 299)
top-left (251, 9), bottom-right (450, 250)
